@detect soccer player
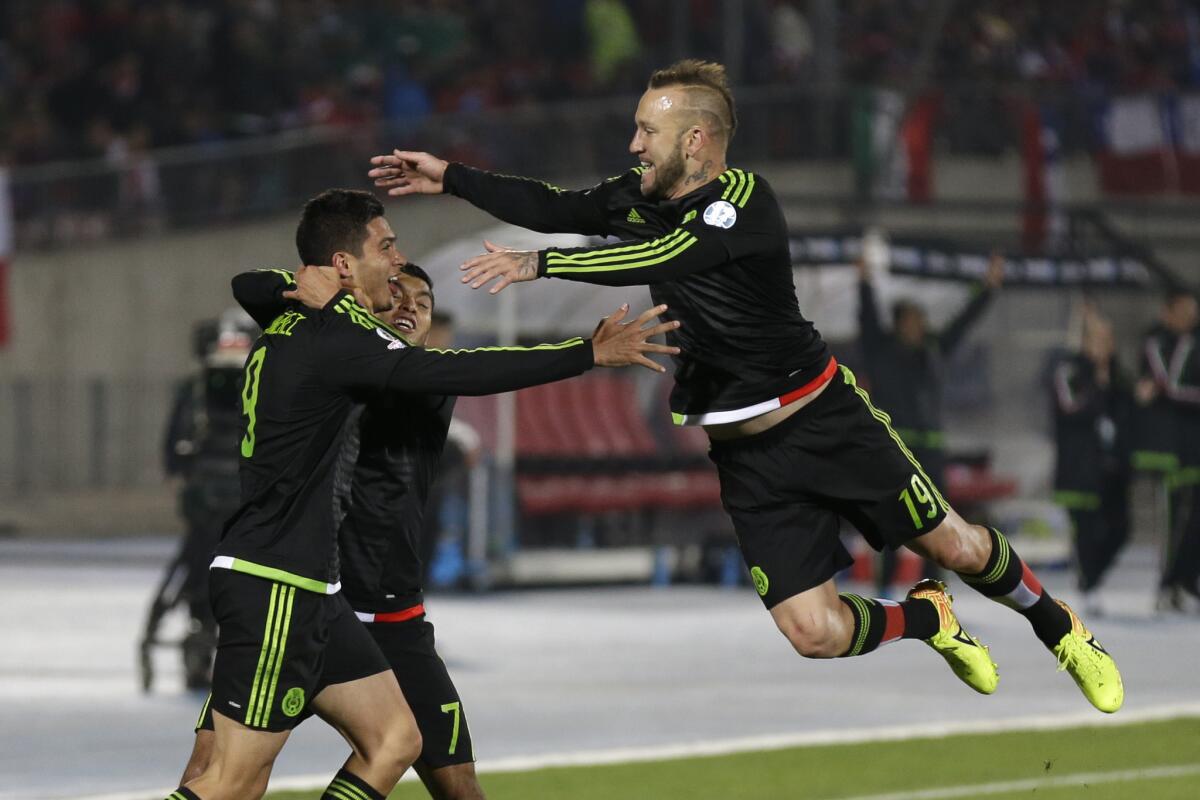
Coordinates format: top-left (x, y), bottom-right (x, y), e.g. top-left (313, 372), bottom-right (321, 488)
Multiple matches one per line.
top-left (182, 264), bottom-right (490, 799)
top-left (166, 189), bottom-right (678, 800)
top-left (368, 59), bottom-right (1124, 713)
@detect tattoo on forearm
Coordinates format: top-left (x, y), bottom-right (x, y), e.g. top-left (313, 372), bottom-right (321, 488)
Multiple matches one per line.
top-left (518, 251), bottom-right (538, 280)
top-left (684, 160), bottom-right (713, 186)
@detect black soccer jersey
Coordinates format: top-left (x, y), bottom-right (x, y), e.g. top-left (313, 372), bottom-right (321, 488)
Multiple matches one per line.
top-left (220, 270), bottom-right (593, 593)
top-left (444, 163), bottom-right (832, 425)
top-left (335, 394), bottom-right (453, 614)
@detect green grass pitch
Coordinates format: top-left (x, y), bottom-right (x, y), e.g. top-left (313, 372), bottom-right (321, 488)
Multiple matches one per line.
top-left (267, 717), bottom-right (1200, 800)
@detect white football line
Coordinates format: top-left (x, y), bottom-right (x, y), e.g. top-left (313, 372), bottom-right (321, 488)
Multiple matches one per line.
top-left (74, 702), bottom-right (1200, 800)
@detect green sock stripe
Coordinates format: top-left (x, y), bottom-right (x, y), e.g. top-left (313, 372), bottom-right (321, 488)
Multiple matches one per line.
top-left (245, 582), bottom-right (280, 726)
top-left (324, 786), bottom-right (360, 800)
top-left (840, 593), bottom-right (873, 657)
top-left (842, 366), bottom-right (949, 512)
top-left (968, 529), bottom-right (1011, 586)
top-left (331, 777), bottom-right (372, 800)
top-left (259, 585), bottom-right (296, 729)
top-left (194, 693), bottom-right (212, 730)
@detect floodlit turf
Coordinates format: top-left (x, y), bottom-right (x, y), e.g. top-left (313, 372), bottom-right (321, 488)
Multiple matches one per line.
top-left (267, 717), bottom-right (1200, 800)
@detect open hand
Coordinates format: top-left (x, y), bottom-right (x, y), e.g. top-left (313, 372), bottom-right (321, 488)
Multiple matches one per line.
top-left (592, 304), bottom-right (681, 373)
top-left (368, 150), bottom-right (448, 196)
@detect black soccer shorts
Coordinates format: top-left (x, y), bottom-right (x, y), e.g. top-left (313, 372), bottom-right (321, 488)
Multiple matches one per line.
top-left (198, 568), bottom-right (389, 732)
top-left (368, 616), bottom-right (475, 769)
top-left (708, 365), bottom-right (949, 609)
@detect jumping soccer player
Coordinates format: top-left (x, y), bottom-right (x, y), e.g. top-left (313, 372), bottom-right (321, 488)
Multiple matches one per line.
top-left (164, 189), bottom-right (678, 800)
top-left (367, 60), bottom-right (1124, 713)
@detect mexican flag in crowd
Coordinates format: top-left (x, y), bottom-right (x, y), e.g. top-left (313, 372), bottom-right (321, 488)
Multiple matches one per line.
top-left (852, 87), bottom-right (938, 203)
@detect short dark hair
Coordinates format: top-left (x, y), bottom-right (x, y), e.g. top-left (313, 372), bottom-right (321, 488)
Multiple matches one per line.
top-left (647, 59), bottom-right (738, 142)
top-left (295, 189), bottom-right (385, 266)
top-left (397, 262), bottom-right (435, 309)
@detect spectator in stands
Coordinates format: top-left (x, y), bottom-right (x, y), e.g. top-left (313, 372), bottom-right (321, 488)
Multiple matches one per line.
top-left (1136, 288), bottom-right (1200, 613)
top-left (1051, 303), bottom-right (1133, 617)
top-left (856, 250), bottom-right (1004, 597)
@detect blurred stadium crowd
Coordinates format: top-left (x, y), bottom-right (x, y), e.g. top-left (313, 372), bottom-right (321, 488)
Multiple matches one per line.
top-left (3, 0), bottom-right (1200, 168)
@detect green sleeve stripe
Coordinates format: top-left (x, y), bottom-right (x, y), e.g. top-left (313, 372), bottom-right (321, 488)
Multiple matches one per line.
top-left (736, 171), bottom-right (756, 207)
top-left (260, 268), bottom-right (296, 285)
top-left (719, 168), bottom-right (756, 207)
top-left (545, 228), bottom-right (690, 265)
top-left (546, 235), bottom-right (698, 274)
top-left (427, 338), bottom-right (585, 355)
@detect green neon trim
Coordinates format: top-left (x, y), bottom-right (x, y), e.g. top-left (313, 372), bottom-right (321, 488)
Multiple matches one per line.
top-left (726, 169), bottom-right (745, 204)
top-left (1054, 490), bottom-right (1102, 511)
top-left (240, 347), bottom-right (267, 458)
top-left (324, 785), bottom-right (360, 800)
top-left (224, 558), bottom-right (336, 594)
top-left (261, 268), bottom-right (296, 285)
top-left (682, 209), bottom-right (698, 224)
top-left (264, 310), bottom-right (305, 336)
top-left (842, 366), bottom-right (948, 513)
top-left (967, 530), bottom-right (1011, 586)
top-left (259, 585), bottom-right (295, 728)
top-left (442, 701), bottom-right (463, 755)
top-left (245, 583), bottom-right (280, 726)
top-left (427, 338), bottom-right (585, 355)
top-left (736, 171), bottom-right (756, 207)
top-left (671, 412), bottom-right (686, 425)
top-left (194, 693), bottom-right (212, 730)
top-left (1133, 450), bottom-right (1179, 473)
top-left (331, 777), bottom-right (371, 800)
top-left (546, 235), bottom-right (699, 274)
top-left (546, 228), bottom-right (690, 264)
top-left (840, 594), bottom-right (872, 657)
top-left (333, 295), bottom-right (411, 341)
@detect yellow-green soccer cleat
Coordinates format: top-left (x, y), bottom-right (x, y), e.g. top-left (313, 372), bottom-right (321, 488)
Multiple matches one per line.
top-left (1052, 600), bottom-right (1124, 713)
top-left (907, 579), bottom-right (999, 695)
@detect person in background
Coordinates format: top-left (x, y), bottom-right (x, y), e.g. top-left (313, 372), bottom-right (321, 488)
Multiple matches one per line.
top-left (856, 251), bottom-right (1005, 598)
top-left (1051, 303), bottom-right (1133, 617)
top-left (155, 309), bottom-right (257, 689)
top-left (1136, 289), bottom-right (1200, 613)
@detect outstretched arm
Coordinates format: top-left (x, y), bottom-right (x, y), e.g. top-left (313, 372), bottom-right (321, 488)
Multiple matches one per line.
top-left (368, 150), bottom-right (618, 235)
top-left (320, 298), bottom-right (680, 397)
top-left (856, 258), bottom-right (888, 353)
top-left (937, 252), bottom-right (1004, 355)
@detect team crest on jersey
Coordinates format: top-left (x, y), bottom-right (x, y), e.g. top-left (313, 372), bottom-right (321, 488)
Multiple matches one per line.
top-left (703, 200), bottom-right (737, 229)
top-left (376, 327), bottom-right (406, 349)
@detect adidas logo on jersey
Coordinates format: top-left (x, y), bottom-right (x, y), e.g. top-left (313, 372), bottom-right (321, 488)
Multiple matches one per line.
top-left (626, 208), bottom-right (646, 224)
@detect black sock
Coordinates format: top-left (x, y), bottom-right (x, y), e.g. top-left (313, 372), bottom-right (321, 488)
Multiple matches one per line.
top-left (959, 527), bottom-right (1072, 648)
top-left (322, 768), bottom-right (385, 800)
top-left (165, 789), bottom-right (202, 800)
top-left (838, 593), bottom-right (940, 656)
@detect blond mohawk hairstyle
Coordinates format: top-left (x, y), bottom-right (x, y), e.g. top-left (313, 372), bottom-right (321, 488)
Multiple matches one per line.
top-left (647, 59), bottom-right (738, 142)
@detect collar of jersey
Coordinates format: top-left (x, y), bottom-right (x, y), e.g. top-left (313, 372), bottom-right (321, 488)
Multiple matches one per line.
top-left (332, 291), bottom-right (415, 345)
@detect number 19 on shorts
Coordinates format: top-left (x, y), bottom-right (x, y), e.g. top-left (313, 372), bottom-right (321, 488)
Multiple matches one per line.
top-left (899, 474), bottom-right (938, 530)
